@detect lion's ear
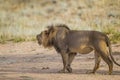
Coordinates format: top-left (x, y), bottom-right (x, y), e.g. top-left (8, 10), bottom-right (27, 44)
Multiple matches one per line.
top-left (50, 27), bottom-right (55, 33)
top-left (48, 26), bottom-right (55, 33)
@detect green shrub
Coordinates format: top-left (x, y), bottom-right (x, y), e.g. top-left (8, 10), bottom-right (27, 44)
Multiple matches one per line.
top-left (103, 27), bottom-right (120, 44)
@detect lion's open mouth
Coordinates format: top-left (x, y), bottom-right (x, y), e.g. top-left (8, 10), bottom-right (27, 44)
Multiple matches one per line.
top-left (38, 41), bottom-right (42, 45)
top-left (36, 35), bottom-right (42, 45)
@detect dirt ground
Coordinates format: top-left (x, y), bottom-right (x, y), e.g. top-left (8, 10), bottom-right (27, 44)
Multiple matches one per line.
top-left (0, 41), bottom-right (120, 80)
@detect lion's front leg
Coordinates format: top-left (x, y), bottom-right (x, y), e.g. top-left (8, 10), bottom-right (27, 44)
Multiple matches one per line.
top-left (58, 53), bottom-right (69, 73)
top-left (66, 53), bottom-right (77, 73)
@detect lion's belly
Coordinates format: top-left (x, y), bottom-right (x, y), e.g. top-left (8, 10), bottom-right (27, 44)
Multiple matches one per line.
top-left (70, 45), bottom-right (93, 54)
top-left (79, 47), bottom-right (93, 54)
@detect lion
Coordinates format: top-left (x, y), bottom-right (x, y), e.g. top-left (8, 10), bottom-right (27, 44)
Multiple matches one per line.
top-left (36, 24), bottom-right (120, 75)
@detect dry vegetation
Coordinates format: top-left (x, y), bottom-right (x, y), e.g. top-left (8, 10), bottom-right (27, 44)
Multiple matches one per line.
top-left (0, 1), bottom-right (120, 80)
top-left (0, 0), bottom-right (120, 43)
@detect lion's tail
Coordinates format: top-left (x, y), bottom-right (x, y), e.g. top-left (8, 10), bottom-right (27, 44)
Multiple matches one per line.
top-left (106, 36), bottom-right (120, 66)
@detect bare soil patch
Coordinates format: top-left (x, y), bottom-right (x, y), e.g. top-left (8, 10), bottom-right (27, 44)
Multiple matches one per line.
top-left (0, 42), bottom-right (120, 80)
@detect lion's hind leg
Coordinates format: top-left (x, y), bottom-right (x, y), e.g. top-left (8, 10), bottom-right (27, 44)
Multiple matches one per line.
top-left (86, 51), bottom-right (101, 74)
top-left (92, 51), bottom-right (101, 73)
top-left (95, 41), bottom-right (113, 75)
top-left (100, 53), bottom-right (113, 75)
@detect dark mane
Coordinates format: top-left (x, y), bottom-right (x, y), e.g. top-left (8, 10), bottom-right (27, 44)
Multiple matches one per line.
top-left (56, 24), bottom-right (70, 30)
top-left (47, 24), bottom-right (70, 30)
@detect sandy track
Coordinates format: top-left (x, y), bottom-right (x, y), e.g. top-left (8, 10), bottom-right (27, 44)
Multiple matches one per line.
top-left (0, 42), bottom-right (120, 80)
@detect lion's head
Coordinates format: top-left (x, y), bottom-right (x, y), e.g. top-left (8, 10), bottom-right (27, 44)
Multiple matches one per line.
top-left (36, 24), bottom-right (70, 48)
top-left (36, 30), bottom-right (52, 48)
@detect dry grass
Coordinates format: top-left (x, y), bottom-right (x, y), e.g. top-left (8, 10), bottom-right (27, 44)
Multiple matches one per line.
top-left (0, 0), bottom-right (120, 43)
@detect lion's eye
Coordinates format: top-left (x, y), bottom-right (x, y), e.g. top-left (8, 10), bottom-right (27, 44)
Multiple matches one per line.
top-left (45, 31), bottom-right (49, 35)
